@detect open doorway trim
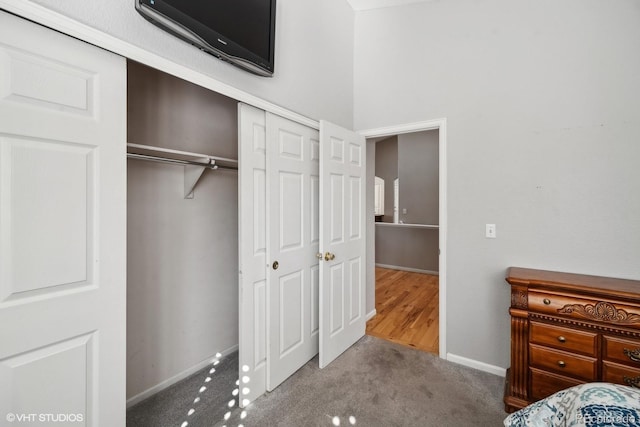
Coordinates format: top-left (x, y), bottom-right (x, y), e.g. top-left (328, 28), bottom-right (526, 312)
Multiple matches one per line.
top-left (358, 118), bottom-right (447, 359)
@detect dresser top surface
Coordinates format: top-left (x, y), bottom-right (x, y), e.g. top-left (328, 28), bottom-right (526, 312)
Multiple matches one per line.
top-left (506, 267), bottom-right (640, 300)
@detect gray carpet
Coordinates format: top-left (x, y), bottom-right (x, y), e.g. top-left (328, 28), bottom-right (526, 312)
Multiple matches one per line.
top-left (128, 336), bottom-right (508, 427)
top-left (127, 352), bottom-right (238, 427)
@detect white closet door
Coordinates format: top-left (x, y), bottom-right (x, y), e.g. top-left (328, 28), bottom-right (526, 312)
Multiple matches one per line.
top-left (238, 104), bottom-right (268, 405)
top-left (266, 113), bottom-right (320, 390)
top-left (0, 12), bottom-right (126, 426)
top-left (318, 120), bottom-right (366, 368)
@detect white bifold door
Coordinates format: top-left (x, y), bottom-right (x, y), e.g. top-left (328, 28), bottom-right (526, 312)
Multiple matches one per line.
top-left (265, 113), bottom-right (320, 390)
top-left (238, 106), bottom-right (366, 403)
top-left (318, 121), bottom-right (367, 368)
top-left (0, 11), bottom-right (126, 426)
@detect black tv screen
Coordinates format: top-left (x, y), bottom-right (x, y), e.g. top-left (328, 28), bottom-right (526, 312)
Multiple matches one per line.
top-left (136, 0), bottom-right (276, 76)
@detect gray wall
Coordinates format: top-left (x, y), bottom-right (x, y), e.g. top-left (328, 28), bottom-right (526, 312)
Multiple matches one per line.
top-left (398, 130), bottom-right (439, 225)
top-left (127, 62), bottom-right (238, 399)
top-left (29, 0), bottom-right (355, 129)
top-left (375, 226), bottom-right (439, 272)
top-left (374, 136), bottom-right (398, 222)
top-left (355, 0), bottom-right (640, 369)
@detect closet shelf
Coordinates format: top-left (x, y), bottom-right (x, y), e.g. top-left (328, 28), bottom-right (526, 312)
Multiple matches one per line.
top-left (126, 143), bottom-right (238, 199)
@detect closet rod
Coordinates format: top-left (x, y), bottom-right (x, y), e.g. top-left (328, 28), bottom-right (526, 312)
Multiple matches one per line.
top-left (127, 143), bottom-right (238, 166)
top-left (127, 153), bottom-right (238, 170)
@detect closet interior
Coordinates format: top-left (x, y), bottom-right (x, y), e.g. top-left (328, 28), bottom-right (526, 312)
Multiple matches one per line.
top-left (124, 60), bottom-right (366, 421)
top-left (126, 60), bottom-right (239, 408)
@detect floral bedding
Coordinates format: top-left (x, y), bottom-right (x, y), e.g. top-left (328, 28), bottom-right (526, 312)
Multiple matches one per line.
top-left (504, 383), bottom-right (640, 427)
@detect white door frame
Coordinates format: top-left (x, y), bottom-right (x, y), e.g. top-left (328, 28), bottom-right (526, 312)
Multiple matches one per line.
top-left (358, 119), bottom-right (447, 359)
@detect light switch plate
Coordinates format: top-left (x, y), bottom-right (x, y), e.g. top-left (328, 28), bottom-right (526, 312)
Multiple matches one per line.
top-left (486, 224), bottom-right (496, 238)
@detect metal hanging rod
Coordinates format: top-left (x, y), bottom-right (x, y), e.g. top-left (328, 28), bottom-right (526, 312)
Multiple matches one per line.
top-left (126, 143), bottom-right (238, 198)
top-left (126, 153), bottom-right (237, 170)
top-left (126, 143), bottom-right (238, 170)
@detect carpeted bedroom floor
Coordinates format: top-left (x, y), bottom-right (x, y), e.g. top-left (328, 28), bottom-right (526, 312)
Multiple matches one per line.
top-left (127, 335), bottom-right (507, 427)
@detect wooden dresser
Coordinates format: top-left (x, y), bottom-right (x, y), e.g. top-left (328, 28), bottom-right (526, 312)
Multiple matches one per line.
top-left (505, 267), bottom-right (640, 412)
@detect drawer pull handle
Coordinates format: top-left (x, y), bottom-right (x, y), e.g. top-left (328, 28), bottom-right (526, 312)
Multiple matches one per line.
top-left (543, 298), bottom-right (551, 305)
top-left (623, 348), bottom-right (640, 363)
top-left (557, 336), bottom-right (566, 343)
top-left (557, 360), bottom-right (566, 368)
top-left (624, 376), bottom-right (640, 388)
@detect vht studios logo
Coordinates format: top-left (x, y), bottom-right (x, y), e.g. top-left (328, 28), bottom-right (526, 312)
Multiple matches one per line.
top-left (6, 413), bottom-right (84, 423)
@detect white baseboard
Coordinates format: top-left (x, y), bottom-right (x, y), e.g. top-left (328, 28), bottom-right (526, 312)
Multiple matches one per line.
top-left (375, 263), bottom-right (439, 275)
top-left (126, 344), bottom-right (239, 408)
top-left (366, 309), bottom-right (377, 321)
top-left (446, 353), bottom-right (506, 377)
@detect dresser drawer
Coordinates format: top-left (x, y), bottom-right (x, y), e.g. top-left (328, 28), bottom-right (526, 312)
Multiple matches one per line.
top-left (602, 361), bottom-right (640, 388)
top-left (528, 292), bottom-right (582, 316)
top-left (529, 292), bottom-right (640, 330)
top-left (530, 321), bottom-right (597, 356)
top-left (603, 335), bottom-right (640, 366)
top-left (530, 344), bottom-right (597, 380)
top-left (530, 367), bottom-right (583, 401)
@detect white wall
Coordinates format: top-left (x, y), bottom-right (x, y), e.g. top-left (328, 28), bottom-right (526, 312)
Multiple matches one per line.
top-left (355, 0), bottom-right (640, 369)
top-left (126, 62), bottom-right (238, 399)
top-left (28, 0), bottom-right (355, 128)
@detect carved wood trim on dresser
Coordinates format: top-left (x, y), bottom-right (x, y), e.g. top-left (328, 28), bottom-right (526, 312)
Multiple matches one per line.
top-left (504, 267), bottom-right (640, 413)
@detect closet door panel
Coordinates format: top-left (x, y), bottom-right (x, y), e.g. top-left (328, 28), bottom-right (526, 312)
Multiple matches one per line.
top-left (266, 113), bottom-right (319, 391)
top-left (319, 120), bottom-right (366, 368)
top-left (0, 12), bottom-right (126, 425)
top-left (238, 103), bottom-right (268, 406)
top-left (1, 139), bottom-right (93, 295)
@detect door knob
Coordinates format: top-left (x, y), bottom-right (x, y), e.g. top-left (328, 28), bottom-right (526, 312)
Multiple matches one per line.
top-left (316, 252), bottom-right (323, 260)
top-left (324, 252), bottom-right (335, 261)
top-left (272, 261), bottom-right (279, 270)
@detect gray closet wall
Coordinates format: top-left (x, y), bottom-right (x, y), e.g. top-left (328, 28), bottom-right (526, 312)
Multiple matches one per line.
top-left (127, 61), bottom-right (239, 400)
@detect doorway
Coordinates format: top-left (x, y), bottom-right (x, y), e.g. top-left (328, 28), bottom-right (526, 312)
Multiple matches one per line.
top-left (361, 120), bottom-right (447, 358)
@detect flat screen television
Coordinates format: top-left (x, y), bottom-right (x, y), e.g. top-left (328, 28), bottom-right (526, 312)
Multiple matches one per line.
top-left (136, 0), bottom-right (276, 77)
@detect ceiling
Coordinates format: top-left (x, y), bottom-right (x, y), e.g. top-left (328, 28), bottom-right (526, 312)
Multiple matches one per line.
top-left (346, 0), bottom-right (433, 11)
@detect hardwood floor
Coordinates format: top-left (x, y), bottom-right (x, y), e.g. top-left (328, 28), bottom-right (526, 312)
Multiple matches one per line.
top-left (366, 267), bottom-right (439, 354)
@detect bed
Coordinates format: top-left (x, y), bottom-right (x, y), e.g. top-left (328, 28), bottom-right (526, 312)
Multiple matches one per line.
top-left (504, 383), bottom-right (640, 426)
